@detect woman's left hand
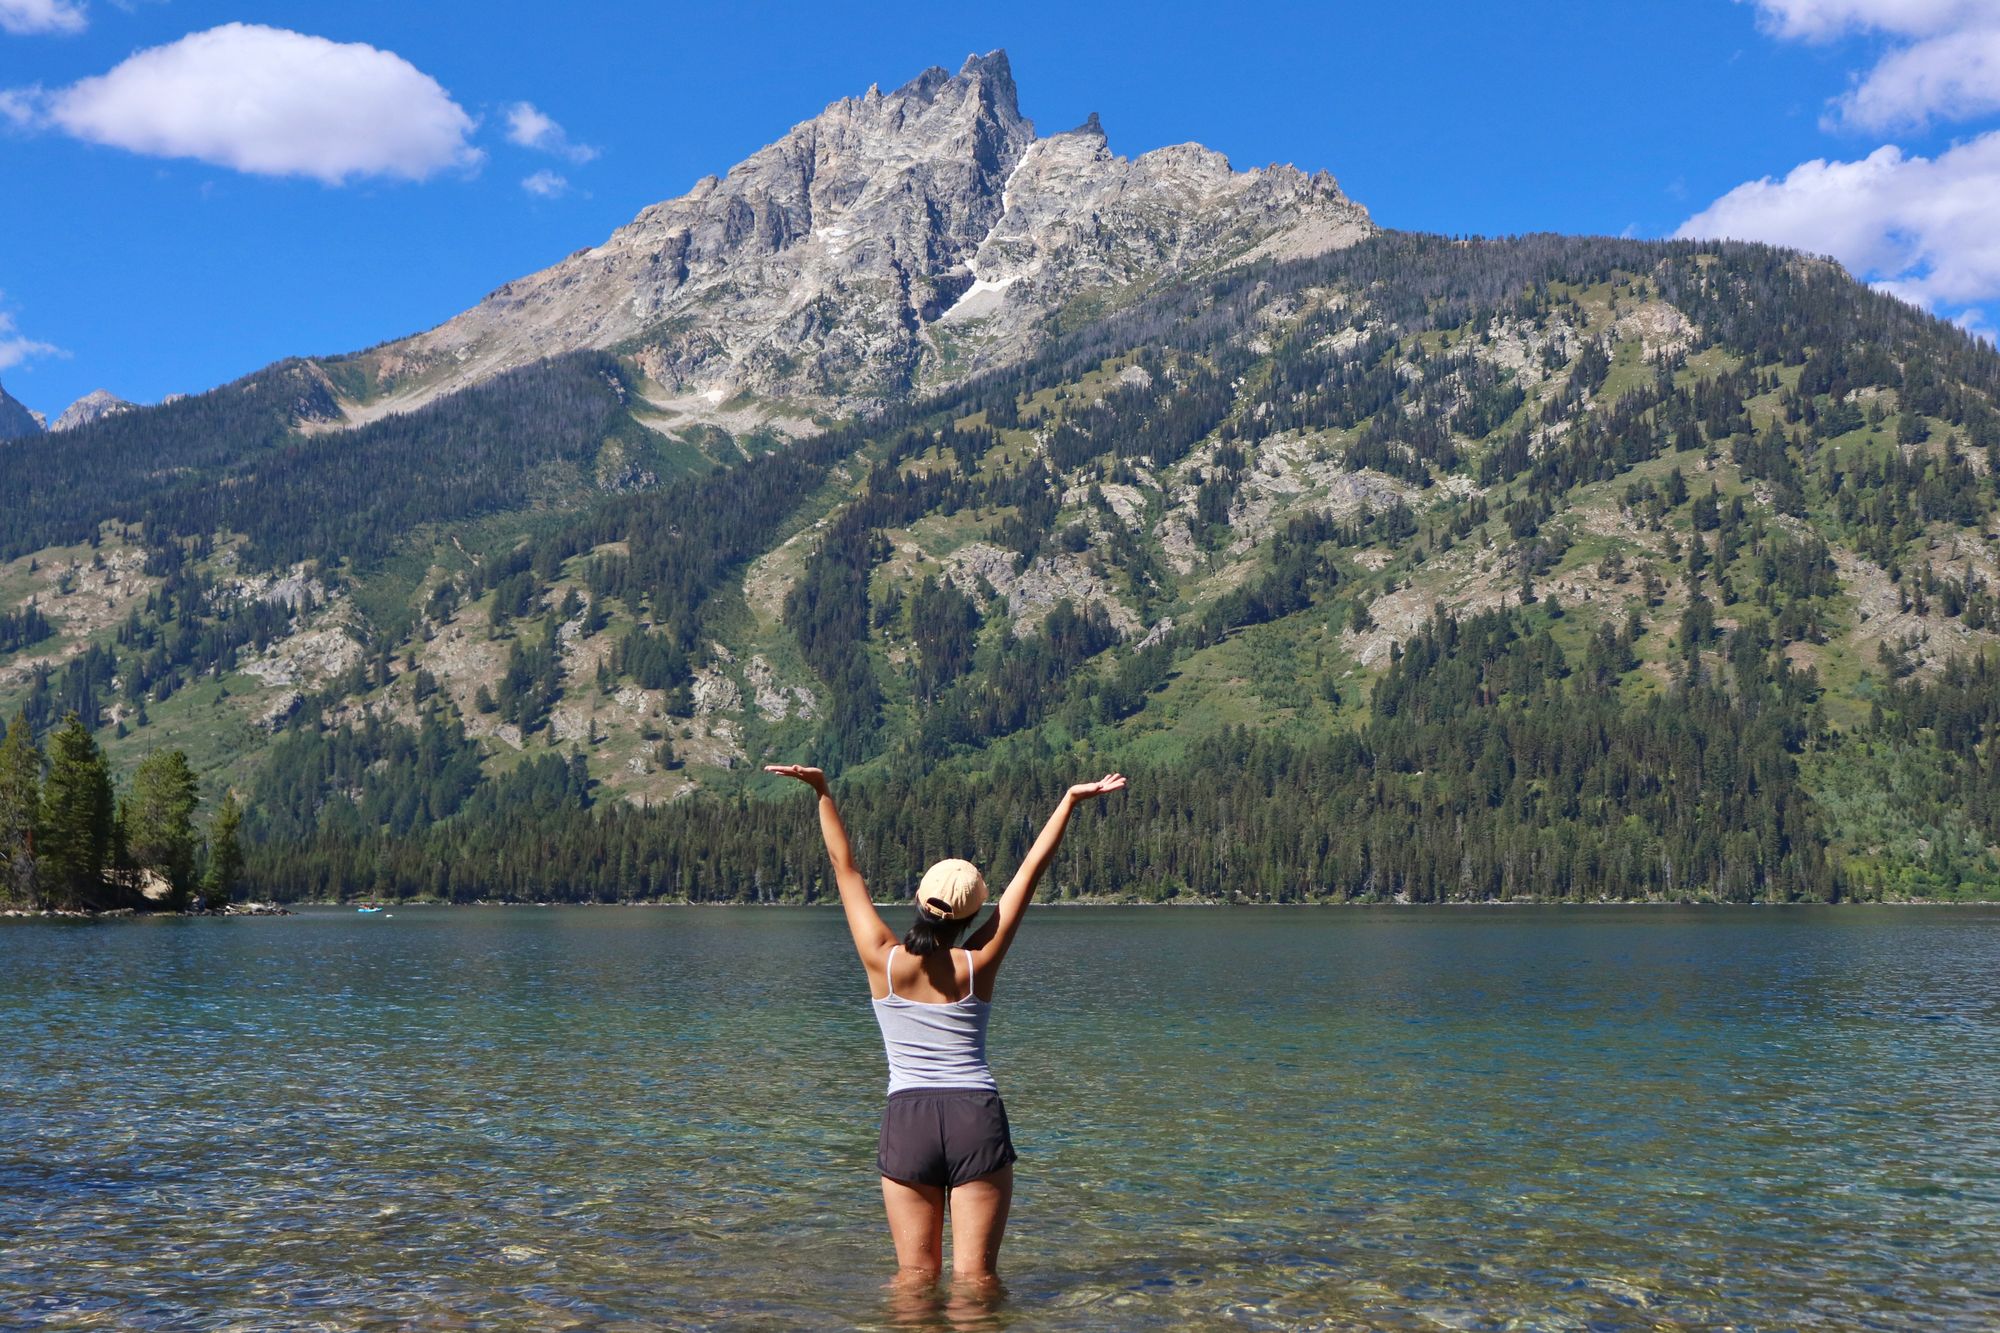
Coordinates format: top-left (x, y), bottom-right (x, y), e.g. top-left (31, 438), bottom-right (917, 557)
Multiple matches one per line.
top-left (765, 763), bottom-right (830, 796)
top-left (1067, 773), bottom-right (1127, 802)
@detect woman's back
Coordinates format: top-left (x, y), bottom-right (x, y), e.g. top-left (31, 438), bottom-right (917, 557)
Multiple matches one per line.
top-left (871, 947), bottom-right (996, 1095)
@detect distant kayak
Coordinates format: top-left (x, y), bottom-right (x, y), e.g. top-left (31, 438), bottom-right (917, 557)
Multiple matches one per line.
top-left (356, 906), bottom-right (384, 914)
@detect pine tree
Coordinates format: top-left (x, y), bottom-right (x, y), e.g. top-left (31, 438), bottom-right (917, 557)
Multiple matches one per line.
top-left (203, 791), bottom-right (243, 911)
top-left (129, 748), bottom-right (201, 908)
top-left (0, 711), bottom-right (42, 907)
top-left (39, 713), bottom-right (113, 910)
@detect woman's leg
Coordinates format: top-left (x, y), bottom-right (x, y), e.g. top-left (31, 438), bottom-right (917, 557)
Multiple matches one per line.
top-left (947, 1163), bottom-right (1013, 1281)
top-left (880, 1176), bottom-right (947, 1279)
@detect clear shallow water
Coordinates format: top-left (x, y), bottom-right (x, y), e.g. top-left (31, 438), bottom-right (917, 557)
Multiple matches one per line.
top-left (3, 906), bottom-right (1999, 1330)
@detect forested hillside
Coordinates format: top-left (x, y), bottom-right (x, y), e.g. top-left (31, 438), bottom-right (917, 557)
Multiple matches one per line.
top-left (6, 230), bottom-right (2000, 903)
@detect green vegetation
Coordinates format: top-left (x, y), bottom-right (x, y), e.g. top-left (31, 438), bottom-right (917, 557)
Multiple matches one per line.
top-left (37, 715), bottom-right (115, 909)
top-left (0, 711), bottom-right (242, 911)
top-left (203, 790), bottom-right (243, 911)
top-left (246, 599), bottom-right (2000, 904)
top-left (126, 749), bottom-right (202, 907)
top-left (0, 354), bottom-right (638, 571)
top-left (3, 231), bottom-right (1999, 903)
top-left (0, 713), bottom-right (42, 903)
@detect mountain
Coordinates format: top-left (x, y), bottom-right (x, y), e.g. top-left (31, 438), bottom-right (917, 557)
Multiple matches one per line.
top-left (2, 53), bottom-right (1999, 907)
top-left (340, 51), bottom-right (1371, 427)
top-left (50, 389), bottom-right (136, 433)
top-left (0, 379), bottom-right (42, 440)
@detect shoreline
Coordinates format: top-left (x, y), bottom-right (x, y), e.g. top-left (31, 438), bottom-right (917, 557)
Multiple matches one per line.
top-left (11, 897), bottom-right (1992, 920)
top-left (360, 894), bottom-right (2000, 909)
top-left (0, 902), bottom-right (291, 920)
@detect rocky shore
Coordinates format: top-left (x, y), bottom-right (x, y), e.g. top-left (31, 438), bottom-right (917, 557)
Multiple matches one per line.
top-left (1, 901), bottom-right (291, 919)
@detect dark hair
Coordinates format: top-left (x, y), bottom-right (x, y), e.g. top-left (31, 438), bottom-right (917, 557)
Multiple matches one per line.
top-left (903, 909), bottom-right (972, 957)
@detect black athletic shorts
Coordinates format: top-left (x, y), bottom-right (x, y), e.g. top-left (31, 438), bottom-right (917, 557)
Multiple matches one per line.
top-left (877, 1088), bottom-right (1017, 1188)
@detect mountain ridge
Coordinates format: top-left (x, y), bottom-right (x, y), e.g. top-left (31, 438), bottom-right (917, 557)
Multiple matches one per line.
top-left (337, 49), bottom-right (1372, 429)
top-left (2, 55), bottom-right (1999, 904)
top-left (0, 379), bottom-right (42, 441)
top-left (50, 389), bottom-right (137, 434)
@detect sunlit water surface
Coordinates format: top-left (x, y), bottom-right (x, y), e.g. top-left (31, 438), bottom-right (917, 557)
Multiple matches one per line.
top-left (4, 906), bottom-right (1999, 1330)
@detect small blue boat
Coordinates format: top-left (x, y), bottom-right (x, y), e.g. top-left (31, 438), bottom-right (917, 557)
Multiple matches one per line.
top-left (356, 906), bottom-right (384, 914)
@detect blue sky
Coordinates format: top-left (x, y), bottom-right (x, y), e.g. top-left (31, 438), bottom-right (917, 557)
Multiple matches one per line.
top-left (3, 0), bottom-right (1998, 420)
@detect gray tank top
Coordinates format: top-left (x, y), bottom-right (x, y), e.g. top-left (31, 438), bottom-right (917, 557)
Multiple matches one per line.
top-left (870, 946), bottom-right (997, 1094)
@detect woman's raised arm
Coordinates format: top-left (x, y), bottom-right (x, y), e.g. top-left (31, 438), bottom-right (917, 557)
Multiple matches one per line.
top-left (765, 764), bottom-right (896, 965)
top-left (970, 773), bottom-right (1126, 974)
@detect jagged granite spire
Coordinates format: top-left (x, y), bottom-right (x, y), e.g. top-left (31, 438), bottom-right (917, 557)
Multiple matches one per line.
top-left (350, 49), bottom-right (1372, 424)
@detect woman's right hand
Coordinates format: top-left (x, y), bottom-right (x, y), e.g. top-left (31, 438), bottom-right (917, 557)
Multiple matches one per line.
top-left (1067, 773), bottom-right (1127, 802)
top-left (764, 763), bottom-right (829, 795)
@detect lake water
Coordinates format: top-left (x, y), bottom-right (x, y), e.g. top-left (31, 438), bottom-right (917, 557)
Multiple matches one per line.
top-left (3, 906), bottom-right (1999, 1330)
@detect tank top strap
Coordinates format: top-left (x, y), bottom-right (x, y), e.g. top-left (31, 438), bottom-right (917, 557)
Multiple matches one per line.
top-left (961, 947), bottom-right (976, 1001)
top-left (885, 944), bottom-right (901, 998)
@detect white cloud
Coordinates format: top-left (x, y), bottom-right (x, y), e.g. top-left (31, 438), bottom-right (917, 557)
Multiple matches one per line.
top-left (1677, 131), bottom-right (2000, 311)
top-left (1833, 25), bottom-right (2000, 129)
top-left (0, 86), bottom-right (38, 126)
top-left (0, 0), bottom-right (87, 36)
top-left (1748, 1), bottom-right (1986, 42)
top-left (1698, 2), bottom-right (2000, 326)
top-left (1952, 307), bottom-right (1994, 343)
top-left (504, 101), bottom-right (597, 163)
top-left (0, 308), bottom-right (62, 372)
top-left (9, 23), bottom-right (481, 184)
top-left (521, 168), bottom-right (569, 198)
top-left (505, 103), bottom-right (558, 148)
top-left (1746, 0), bottom-right (2000, 130)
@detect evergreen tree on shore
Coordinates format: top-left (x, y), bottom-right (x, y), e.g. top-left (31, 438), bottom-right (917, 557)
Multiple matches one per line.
top-left (39, 713), bottom-right (113, 910)
top-left (0, 711), bottom-right (41, 907)
top-left (203, 791), bottom-right (243, 911)
top-left (128, 748), bottom-right (200, 908)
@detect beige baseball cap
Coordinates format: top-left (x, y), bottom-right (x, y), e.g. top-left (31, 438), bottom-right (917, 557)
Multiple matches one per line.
top-left (917, 858), bottom-right (988, 920)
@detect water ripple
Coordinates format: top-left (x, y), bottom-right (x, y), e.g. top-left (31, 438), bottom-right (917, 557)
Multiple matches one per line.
top-left (2, 906), bottom-right (1998, 1328)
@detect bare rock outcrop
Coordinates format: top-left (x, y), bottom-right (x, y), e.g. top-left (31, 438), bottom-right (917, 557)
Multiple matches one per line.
top-left (50, 389), bottom-right (137, 433)
top-left (0, 377), bottom-right (42, 441)
top-left (347, 51), bottom-right (1374, 423)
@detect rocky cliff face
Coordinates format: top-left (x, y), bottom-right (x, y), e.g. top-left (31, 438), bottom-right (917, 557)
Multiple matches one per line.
top-left (931, 113), bottom-right (1370, 361)
top-left (0, 379), bottom-right (42, 441)
top-left (351, 50), bottom-right (1373, 424)
top-left (50, 389), bottom-right (136, 433)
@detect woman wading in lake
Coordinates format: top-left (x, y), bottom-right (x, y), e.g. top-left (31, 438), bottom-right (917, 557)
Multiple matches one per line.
top-left (766, 763), bottom-right (1126, 1287)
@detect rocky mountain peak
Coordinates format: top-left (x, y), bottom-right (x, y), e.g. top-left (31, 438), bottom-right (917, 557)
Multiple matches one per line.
top-left (953, 48), bottom-right (1020, 122)
top-left (347, 50), bottom-right (1373, 427)
top-left (0, 376), bottom-right (44, 441)
top-left (892, 49), bottom-right (1018, 112)
top-left (1062, 112), bottom-right (1107, 141)
top-left (51, 389), bottom-right (136, 434)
